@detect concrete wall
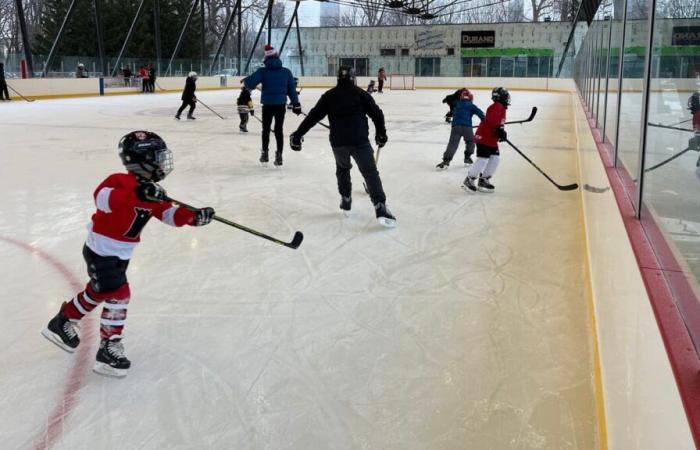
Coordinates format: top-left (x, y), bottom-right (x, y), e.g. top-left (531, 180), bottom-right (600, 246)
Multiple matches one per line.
top-left (572, 93), bottom-right (695, 449)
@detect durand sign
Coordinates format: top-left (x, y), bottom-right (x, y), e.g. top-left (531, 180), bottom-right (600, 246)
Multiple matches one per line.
top-left (461, 30), bottom-right (495, 48)
top-left (672, 26), bottom-right (700, 46)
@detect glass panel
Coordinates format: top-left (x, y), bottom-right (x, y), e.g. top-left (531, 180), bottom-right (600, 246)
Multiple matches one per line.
top-left (527, 56), bottom-right (539, 77)
top-left (605, 12), bottom-right (625, 146)
top-left (501, 57), bottom-right (514, 77)
top-left (514, 56), bottom-right (527, 77)
top-left (487, 57), bottom-right (500, 77)
top-left (642, 0), bottom-right (700, 355)
top-left (616, 2), bottom-right (649, 179)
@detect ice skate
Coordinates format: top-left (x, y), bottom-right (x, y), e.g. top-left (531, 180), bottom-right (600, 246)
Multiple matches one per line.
top-left (374, 202), bottom-right (396, 228)
top-left (478, 177), bottom-right (495, 193)
top-left (464, 154), bottom-right (473, 166)
top-left (239, 125), bottom-right (248, 133)
top-left (260, 150), bottom-right (269, 166)
top-left (93, 338), bottom-right (131, 378)
top-left (340, 196), bottom-right (352, 217)
top-left (461, 176), bottom-right (477, 193)
top-left (186, 114), bottom-right (196, 120)
top-left (436, 161), bottom-right (449, 171)
top-left (174, 114), bottom-right (181, 120)
top-left (274, 152), bottom-right (283, 167)
top-left (41, 303), bottom-right (80, 353)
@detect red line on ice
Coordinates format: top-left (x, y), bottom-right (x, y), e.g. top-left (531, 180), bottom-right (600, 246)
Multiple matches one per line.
top-left (0, 237), bottom-right (92, 450)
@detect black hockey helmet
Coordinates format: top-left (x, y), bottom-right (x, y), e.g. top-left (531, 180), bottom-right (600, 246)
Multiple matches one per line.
top-left (337, 66), bottom-right (356, 84)
top-left (689, 92), bottom-right (700, 114)
top-left (492, 87), bottom-right (510, 108)
top-left (118, 131), bottom-right (173, 182)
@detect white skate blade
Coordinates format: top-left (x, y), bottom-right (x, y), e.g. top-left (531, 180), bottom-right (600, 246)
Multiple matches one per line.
top-left (477, 187), bottom-right (495, 194)
top-left (260, 162), bottom-right (268, 167)
top-left (436, 166), bottom-right (448, 171)
top-left (93, 362), bottom-right (128, 378)
top-left (41, 328), bottom-right (77, 353)
top-left (377, 217), bottom-right (396, 228)
top-left (341, 210), bottom-right (351, 218)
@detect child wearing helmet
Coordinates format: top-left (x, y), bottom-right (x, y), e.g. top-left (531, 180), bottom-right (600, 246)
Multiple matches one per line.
top-left (41, 131), bottom-right (215, 377)
top-left (175, 72), bottom-right (198, 120)
top-left (463, 87), bottom-right (509, 193)
top-left (436, 89), bottom-right (484, 170)
top-left (237, 86), bottom-right (255, 132)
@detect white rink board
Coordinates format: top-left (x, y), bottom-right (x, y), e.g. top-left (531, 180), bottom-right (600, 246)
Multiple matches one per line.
top-left (0, 89), bottom-right (597, 449)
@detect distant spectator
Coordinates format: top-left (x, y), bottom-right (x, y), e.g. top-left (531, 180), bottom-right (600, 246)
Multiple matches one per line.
top-left (123, 65), bottom-right (132, 87)
top-left (76, 63), bottom-right (88, 78)
top-left (377, 67), bottom-right (386, 93)
top-left (139, 65), bottom-right (149, 92)
top-left (148, 65), bottom-right (156, 92)
top-left (0, 63), bottom-right (10, 101)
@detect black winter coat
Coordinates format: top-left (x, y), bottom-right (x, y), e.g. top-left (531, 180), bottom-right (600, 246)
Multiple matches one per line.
top-left (295, 81), bottom-right (386, 147)
top-left (181, 77), bottom-right (196, 101)
top-left (237, 88), bottom-right (252, 106)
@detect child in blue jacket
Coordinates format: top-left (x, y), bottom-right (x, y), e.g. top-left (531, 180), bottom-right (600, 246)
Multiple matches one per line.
top-left (436, 89), bottom-right (485, 170)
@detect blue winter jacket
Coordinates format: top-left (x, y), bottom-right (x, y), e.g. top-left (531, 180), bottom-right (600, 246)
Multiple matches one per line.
top-left (452, 99), bottom-right (485, 127)
top-left (244, 57), bottom-right (299, 106)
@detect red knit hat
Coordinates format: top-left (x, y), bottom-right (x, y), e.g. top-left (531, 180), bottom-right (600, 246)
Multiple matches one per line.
top-left (460, 89), bottom-right (474, 101)
top-left (264, 44), bottom-right (277, 59)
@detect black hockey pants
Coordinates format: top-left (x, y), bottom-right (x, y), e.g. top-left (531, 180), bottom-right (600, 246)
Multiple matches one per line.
top-left (262, 104), bottom-right (286, 153)
top-left (177, 100), bottom-right (196, 117)
top-left (332, 143), bottom-right (386, 205)
top-left (0, 80), bottom-right (9, 100)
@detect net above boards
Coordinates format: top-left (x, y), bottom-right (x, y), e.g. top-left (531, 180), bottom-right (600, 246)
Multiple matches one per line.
top-left (389, 74), bottom-right (415, 90)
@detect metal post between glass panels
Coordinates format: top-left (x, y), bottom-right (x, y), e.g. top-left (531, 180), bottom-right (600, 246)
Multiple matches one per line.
top-left (595, 23), bottom-right (605, 128)
top-left (602, 16), bottom-right (613, 141)
top-left (635, 0), bottom-right (658, 217)
top-left (613, 0), bottom-right (630, 167)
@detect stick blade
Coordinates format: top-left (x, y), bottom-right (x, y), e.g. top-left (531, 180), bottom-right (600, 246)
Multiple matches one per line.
top-left (287, 231), bottom-right (304, 249)
top-left (558, 183), bottom-right (579, 191)
top-left (529, 106), bottom-right (538, 121)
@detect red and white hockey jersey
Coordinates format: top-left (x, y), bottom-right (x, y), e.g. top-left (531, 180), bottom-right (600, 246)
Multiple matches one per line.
top-left (474, 102), bottom-right (507, 148)
top-left (86, 172), bottom-right (196, 260)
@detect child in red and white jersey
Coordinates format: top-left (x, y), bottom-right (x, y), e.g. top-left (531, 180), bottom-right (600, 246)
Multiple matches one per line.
top-left (42, 131), bottom-right (215, 377)
top-left (463, 87), bottom-right (510, 193)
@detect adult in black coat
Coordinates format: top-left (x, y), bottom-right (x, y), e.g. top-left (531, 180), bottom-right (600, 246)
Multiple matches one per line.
top-left (290, 66), bottom-right (396, 227)
top-left (0, 63), bottom-right (10, 101)
top-left (175, 72), bottom-right (197, 120)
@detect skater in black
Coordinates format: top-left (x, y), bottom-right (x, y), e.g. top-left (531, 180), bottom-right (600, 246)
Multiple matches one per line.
top-left (148, 65), bottom-right (157, 92)
top-left (237, 86), bottom-right (254, 132)
top-left (0, 63), bottom-right (10, 101)
top-left (175, 72), bottom-right (197, 120)
top-left (289, 66), bottom-right (396, 228)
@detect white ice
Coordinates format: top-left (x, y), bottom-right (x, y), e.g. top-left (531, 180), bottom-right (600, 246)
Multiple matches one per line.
top-left (0, 89), bottom-right (597, 449)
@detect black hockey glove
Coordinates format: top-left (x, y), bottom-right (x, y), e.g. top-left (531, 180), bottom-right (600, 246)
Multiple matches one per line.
top-left (135, 182), bottom-right (167, 202)
top-left (290, 132), bottom-right (303, 151)
top-left (292, 103), bottom-right (302, 116)
top-left (194, 207), bottom-right (215, 226)
top-left (690, 135), bottom-right (700, 151)
top-left (496, 127), bottom-right (507, 142)
top-left (375, 133), bottom-right (388, 148)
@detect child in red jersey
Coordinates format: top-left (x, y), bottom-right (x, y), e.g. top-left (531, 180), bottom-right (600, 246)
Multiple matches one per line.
top-left (689, 92), bottom-right (700, 181)
top-left (462, 87), bottom-right (510, 193)
top-left (42, 131), bottom-right (215, 377)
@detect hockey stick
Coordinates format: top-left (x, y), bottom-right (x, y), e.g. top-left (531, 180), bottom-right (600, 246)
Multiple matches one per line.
top-left (645, 147), bottom-right (692, 173)
top-left (251, 112), bottom-right (263, 124)
top-left (362, 147), bottom-right (383, 194)
top-left (472, 107), bottom-right (537, 128)
top-left (6, 83), bottom-right (35, 102)
top-left (300, 111), bottom-right (330, 130)
top-left (165, 196), bottom-right (304, 249)
top-left (667, 117), bottom-right (692, 127)
top-left (505, 106), bottom-right (538, 125)
top-left (197, 99), bottom-right (227, 120)
top-left (504, 139), bottom-right (578, 191)
top-left (648, 122), bottom-right (694, 133)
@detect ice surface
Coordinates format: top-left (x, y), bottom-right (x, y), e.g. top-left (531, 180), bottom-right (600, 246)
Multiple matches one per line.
top-left (0, 89), bottom-right (596, 449)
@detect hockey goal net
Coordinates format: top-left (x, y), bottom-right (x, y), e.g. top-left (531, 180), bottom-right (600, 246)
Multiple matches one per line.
top-left (389, 74), bottom-right (415, 90)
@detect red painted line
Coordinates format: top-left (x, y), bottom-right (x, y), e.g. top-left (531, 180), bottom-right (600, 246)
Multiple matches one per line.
top-left (577, 96), bottom-right (700, 447)
top-left (0, 237), bottom-right (94, 450)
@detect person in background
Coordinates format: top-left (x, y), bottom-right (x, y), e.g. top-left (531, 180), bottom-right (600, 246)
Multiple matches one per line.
top-left (76, 63), bottom-right (88, 78)
top-left (243, 44), bottom-right (301, 167)
top-left (0, 62), bottom-right (10, 101)
top-left (237, 86), bottom-right (255, 132)
top-left (366, 79), bottom-right (377, 94)
top-left (175, 72), bottom-right (198, 120)
top-left (139, 65), bottom-right (149, 93)
top-left (377, 67), bottom-right (386, 93)
top-left (123, 65), bottom-right (132, 87)
top-left (148, 65), bottom-right (157, 92)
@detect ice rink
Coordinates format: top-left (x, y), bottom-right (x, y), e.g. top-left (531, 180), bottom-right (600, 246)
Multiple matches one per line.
top-left (0, 88), bottom-right (597, 449)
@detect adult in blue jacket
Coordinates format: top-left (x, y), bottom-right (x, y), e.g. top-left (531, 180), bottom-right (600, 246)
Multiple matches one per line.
top-left (244, 45), bottom-right (301, 167)
top-left (436, 89), bottom-right (485, 170)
